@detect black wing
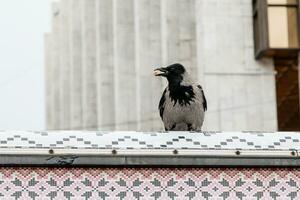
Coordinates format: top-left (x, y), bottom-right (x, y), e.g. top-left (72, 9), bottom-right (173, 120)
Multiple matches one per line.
top-left (159, 88), bottom-right (167, 119)
top-left (197, 85), bottom-right (207, 111)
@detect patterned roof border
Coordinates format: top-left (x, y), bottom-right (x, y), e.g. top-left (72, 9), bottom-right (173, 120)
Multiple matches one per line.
top-left (0, 131), bottom-right (299, 166)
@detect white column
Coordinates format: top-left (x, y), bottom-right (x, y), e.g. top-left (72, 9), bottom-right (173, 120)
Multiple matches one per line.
top-left (51, 2), bottom-right (61, 130)
top-left (135, 0), bottom-right (163, 130)
top-left (44, 33), bottom-right (54, 130)
top-left (162, 0), bottom-right (198, 81)
top-left (113, 0), bottom-right (137, 130)
top-left (59, 0), bottom-right (71, 130)
top-left (82, 0), bottom-right (98, 130)
top-left (70, 0), bottom-right (83, 129)
top-left (96, 0), bottom-right (116, 130)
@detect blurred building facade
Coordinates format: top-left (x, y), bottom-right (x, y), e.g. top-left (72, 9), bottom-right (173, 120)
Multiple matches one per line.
top-left (45, 0), bottom-right (300, 131)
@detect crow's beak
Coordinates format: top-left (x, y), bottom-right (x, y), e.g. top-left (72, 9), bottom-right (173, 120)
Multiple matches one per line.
top-left (154, 68), bottom-right (168, 76)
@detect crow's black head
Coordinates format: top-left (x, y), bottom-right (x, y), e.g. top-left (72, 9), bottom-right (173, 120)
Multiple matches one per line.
top-left (155, 63), bottom-right (195, 106)
top-left (154, 63), bottom-right (186, 84)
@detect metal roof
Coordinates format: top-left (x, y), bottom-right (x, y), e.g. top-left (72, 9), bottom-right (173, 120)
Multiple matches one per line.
top-left (0, 131), bottom-right (299, 166)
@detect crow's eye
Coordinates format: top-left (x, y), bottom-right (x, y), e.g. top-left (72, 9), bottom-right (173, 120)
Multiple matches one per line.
top-left (167, 68), bottom-right (173, 72)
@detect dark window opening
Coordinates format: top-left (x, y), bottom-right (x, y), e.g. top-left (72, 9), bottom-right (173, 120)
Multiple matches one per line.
top-left (275, 58), bottom-right (300, 131)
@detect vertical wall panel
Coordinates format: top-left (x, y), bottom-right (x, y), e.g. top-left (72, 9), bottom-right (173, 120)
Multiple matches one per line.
top-left (162, 0), bottom-right (197, 81)
top-left (113, 0), bottom-right (137, 130)
top-left (70, 0), bottom-right (83, 129)
top-left (59, 0), bottom-right (71, 130)
top-left (178, 0), bottom-right (197, 81)
top-left (51, 2), bottom-right (61, 130)
top-left (82, 0), bottom-right (98, 130)
top-left (135, 0), bottom-right (163, 131)
top-left (96, 0), bottom-right (116, 130)
top-left (44, 33), bottom-right (54, 130)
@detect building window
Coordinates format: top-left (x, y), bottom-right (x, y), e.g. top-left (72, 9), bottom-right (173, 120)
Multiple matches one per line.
top-left (253, 0), bottom-right (300, 59)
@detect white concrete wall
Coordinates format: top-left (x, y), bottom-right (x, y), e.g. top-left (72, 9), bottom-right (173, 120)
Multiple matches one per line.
top-left (135, 0), bottom-right (163, 130)
top-left (50, 2), bottom-right (61, 130)
top-left (162, 0), bottom-right (198, 81)
top-left (44, 33), bottom-right (53, 130)
top-left (113, 0), bottom-right (137, 130)
top-left (196, 0), bottom-right (277, 131)
top-left (82, 0), bottom-right (98, 129)
top-left (70, 0), bottom-right (83, 129)
top-left (46, 0), bottom-right (278, 131)
top-left (59, 0), bottom-right (71, 130)
top-left (96, 0), bottom-right (116, 130)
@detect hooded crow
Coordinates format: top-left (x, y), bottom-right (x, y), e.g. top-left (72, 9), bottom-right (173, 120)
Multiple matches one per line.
top-left (154, 63), bottom-right (207, 131)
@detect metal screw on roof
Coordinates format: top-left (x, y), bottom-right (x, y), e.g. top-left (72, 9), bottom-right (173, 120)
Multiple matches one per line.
top-left (173, 150), bottom-right (178, 155)
top-left (112, 149), bottom-right (117, 155)
top-left (49, 149), bottom-right (54, 154)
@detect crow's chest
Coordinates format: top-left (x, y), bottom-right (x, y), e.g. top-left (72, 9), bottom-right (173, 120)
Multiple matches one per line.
top-left (163, 88), bottom-right (201, 121)
top-left (164, 100), bottom-right (197, 115)
top-left (168, 85), bottom-right (195, 106)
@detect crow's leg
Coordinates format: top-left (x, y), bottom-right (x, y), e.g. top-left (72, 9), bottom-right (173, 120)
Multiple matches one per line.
top-left (187, 124), bottom-right (193, 131)
top-left (170, 124), bottom-right (176, 131)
